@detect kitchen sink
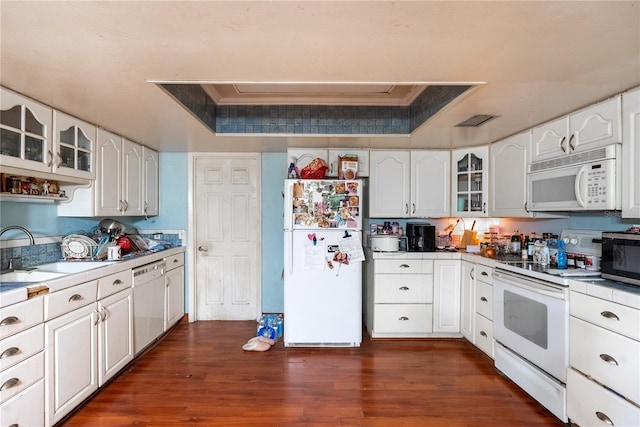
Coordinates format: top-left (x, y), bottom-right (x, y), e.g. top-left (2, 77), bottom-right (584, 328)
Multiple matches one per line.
top-left (36, 261), bottom-right (116, 274)
top-left (0, 270), bottom-right (68, 283)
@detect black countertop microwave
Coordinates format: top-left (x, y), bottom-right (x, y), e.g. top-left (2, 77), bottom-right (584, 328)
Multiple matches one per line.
top-left (601, 231), bottom-right (640, 286)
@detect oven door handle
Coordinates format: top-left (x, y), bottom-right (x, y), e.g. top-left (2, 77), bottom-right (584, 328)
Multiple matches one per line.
top-left (494, 271), bottom-right (567, 299)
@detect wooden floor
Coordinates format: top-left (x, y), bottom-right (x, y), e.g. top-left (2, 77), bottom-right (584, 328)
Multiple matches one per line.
top-left (62, 319), bottom-right (564, 427)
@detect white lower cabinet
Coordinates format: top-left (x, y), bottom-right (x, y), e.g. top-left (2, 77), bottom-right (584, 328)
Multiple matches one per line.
top-left (98, 288), bottom-right (134, 386)
top-left (460, 260), bottom-right (474, 341)
top-left (0, 378), bottom-right (45, 427)
top-left (567, 286), bottom-right (640, 425)
top-left (433, 259), bottom-right (461, 333)
top-left (164, 253), bottom-right (185, 331)
top-left (45, 302), bottom-right (99, 425)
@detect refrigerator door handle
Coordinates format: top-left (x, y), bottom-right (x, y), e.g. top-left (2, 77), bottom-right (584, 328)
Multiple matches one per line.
top-left (286, 231), bottom-right (294, 276)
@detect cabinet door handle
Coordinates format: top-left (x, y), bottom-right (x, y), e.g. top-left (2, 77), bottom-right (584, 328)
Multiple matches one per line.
top-left (123, 200), bottom-right (129, 211)
top-left (481, 271), bottom-right (488, 276)
top-left (398, 316), bottom-right (409, 321)
top-left (113, 279), bottom-right (123, 286)
top-left (482, 201), bottom-right (486, 214)
top-left (470, 268), bottom-right (475, 280)
top-left (560, 136), bottom-right (567, 153)
top-left (68, 294), bottom-right (83, 302)
top-left (595, 411), bottom-right (614, 426)
top-left (412, 203), bottom-right (416, 214)
top-left (568, 133), bottom-right (576, 150)
top-left (0, 316), bottom-right (19, 326)
top-left (405, 203), bottom-right (409, 214)
top-left (47, 150), bottom-right (54, 167)
top-left (0, 347), bottom-right (19, 359)
top-left (480, 297), bottom-right (488, 302)
top-left (399, 286), bottom-right (410, 291)
top-left (480, 331), bottom-right (487, 337)
top-left (101, 307), bottom-right (109, 321)
top-left (1, 377), bottom-right (19, 391)
top-left (599, 354), bottom-right (619, 366)
top-left (56, 151), bottom-right (63, 167)
top-left (399, 264), bottom-right (410, 268)
top-left (600, 311), bottom-right (620, 321)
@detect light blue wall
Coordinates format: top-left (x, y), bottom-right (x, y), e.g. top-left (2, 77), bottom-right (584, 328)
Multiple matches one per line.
top-left (261, 153), bottom-right (286, 313)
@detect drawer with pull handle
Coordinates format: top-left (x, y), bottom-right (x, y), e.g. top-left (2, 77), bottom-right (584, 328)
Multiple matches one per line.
top-left (374, 259), bottom-right (423, 274)
top-left (0, 350), bottom-right (43, 404)
top-left (570, 316), bottom-right (640, 404)
top-left (570, 291), bottom-right (639, 339)
top-left (474, 312), bottom-right (494, 358)
top-left (0, 324), bottom-right (43, 372)
top-left (475, 281), bottom-right (493, 320)
top-left (0, 298), bottom-right (43, 340)
top-left (97, 270), bottom-right (131, 299)
top-left (44, 280), bottom-right (97, 321)
top-left (374, 274), bottom-right (433, 304)
top-left (373, 304), bottom-right (432, 334)
top-left (164, 253), bottom-right (185, 271)
top-left (475, 264), bottom-right (493, 284)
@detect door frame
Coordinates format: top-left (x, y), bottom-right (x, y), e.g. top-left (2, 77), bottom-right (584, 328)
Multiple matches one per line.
top-left (187, 152), bottom-right (262, 322)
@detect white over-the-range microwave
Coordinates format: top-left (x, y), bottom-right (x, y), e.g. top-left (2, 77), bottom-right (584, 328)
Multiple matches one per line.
top-left (526, 144), bottom-right (621, 211)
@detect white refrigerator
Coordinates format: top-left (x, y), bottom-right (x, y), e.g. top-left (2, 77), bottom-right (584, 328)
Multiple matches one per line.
top-left (283, 179), bottom-right (364, 347)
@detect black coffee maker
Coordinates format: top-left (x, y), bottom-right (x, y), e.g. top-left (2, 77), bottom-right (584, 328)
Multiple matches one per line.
top-left (406, 222), bottom-right (436, 252)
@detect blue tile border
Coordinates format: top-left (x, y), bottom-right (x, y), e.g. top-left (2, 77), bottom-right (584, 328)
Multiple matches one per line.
top-left (161, 84), bottom-right (471, 136)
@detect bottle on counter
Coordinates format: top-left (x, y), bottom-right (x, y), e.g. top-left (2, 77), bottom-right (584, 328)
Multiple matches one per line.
top-left (527, 232), bottom-right (536, 259)
top-left (510, 230), bottom-right (521, 254)
top-left (391, 221), bottom-right (399, 235)
top-left (557, 240), bottom-right (567, 269)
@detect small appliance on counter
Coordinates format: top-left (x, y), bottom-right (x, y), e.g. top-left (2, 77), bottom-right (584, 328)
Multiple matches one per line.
top-left (406, 222), bottom-right (436, 252)
top-left (370, 235), bottom-right (401, 252)
top-left (601, 230), bottom-right (640, 286)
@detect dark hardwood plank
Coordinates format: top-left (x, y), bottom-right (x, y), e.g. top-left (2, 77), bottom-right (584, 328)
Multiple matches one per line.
top-left (62, 319), bottom-right (564, 426)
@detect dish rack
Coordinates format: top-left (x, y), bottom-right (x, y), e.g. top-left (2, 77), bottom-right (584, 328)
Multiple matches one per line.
top-left (61, 234), bottom-right (98, 260)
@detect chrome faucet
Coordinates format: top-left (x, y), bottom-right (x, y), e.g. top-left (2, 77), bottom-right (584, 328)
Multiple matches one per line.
top-left (0, 226), bottom-right (35, 245)
top-left (0, 226), bottom-right (35, 273)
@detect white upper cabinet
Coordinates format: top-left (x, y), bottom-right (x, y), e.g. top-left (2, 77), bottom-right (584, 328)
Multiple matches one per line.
top-left (121, 138), bottom-right (144, 216)
top-left (451, 146), bottom-right (489, 217)
top-left (490, 132), bottom-right (530, 217)
top-left (369, 150), bottom-right (411, 217)
top-left (327, 149), bottom-right (369, 177)
top-left (143, 146), bottom-right (160, 217)
top-left (0, 87), bottom-right (53, 174)
top-left (369, 150), bottom-right (450, 218)
top-left (531, 96), bottom-right (621, 162)
top-left (95, 129), bottom-right (124, 216)
top-left (52, 110), bottom-right (96, 180)
top-left (622, 87), bottom-right (640, 218)
top-left (286, 148), bottom-right (329, 173)
top-left (411, 150), bottom-right (450, 218)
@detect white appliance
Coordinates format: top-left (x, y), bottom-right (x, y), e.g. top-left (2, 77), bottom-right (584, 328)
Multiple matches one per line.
top-left (493, 229), bottom-right (603, 423)
top-left (133, 260), bottom-right (165, 355)
top-left (283, 179), bottom-right (364, 347)
top-left (527, 144), bottom-right (620, 211)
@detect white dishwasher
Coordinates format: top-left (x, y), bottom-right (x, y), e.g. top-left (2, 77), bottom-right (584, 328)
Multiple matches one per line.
top-left (132, 260), bottom-right (166, 355)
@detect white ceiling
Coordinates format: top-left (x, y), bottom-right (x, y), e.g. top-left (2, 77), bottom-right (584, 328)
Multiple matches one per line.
top-left (1, 1), bottom-right (639, 153)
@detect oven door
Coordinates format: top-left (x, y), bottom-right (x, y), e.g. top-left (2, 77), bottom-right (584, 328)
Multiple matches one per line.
top-left (493, 270), bottom-right (569, 382)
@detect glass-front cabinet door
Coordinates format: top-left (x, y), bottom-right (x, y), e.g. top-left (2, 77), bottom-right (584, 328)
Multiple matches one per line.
top-left (52, 110), bottom-right (96, 180)
top-left (0, 87), bottom-right (53, 173)
top-left (451, 146), bottom-right (489, 217)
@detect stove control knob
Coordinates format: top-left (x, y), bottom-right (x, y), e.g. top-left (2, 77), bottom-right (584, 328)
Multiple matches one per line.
top-left (569, 237), bottom-right (579, 245)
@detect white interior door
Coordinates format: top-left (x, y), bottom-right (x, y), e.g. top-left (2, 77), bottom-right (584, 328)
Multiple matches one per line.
top-left (193, 154), bottom-right (261, 320)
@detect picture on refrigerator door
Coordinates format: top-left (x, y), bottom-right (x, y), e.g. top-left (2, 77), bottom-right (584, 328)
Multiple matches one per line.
top-left (290, 180), bottom-right (360, 229)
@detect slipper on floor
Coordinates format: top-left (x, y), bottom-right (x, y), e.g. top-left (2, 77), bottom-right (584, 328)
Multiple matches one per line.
top-left (247, 336), bottom-right (275, 346)
top-left (242, 339), bottom-right (271, 352)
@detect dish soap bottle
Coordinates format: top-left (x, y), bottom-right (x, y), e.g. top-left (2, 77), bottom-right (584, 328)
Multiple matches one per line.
top-left (557, 240), bottom-right (567, 269)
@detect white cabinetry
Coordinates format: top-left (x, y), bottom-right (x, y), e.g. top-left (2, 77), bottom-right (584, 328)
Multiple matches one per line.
top-left (0, 298), bottom-right (45, 427)
top-left (460, 260), bottom-right (474, 341)
top-left (567, 286), bottom-right (640, 426)
top-left (287, 148), bottom-right (370, 178)
top-left (531, 96), bottom-right (621, 162)
top-left (0, 86), bottom-right (53, 174)
top-left (622, 87), bottom-right (640, 218)
top-left (473, 264), bottom-right (494, 358)
top-left (164, 252), bottom-right (185, 330)
top-left (287, 148), bottom-right (328, 172)
top-left (52, 110), bottom-right (96, 180)
top-left (364, 255), bottom-right (434, 338)
top-left (451, 147), bottom-right (488, 217)
top-left (433, 259), bottom-right (461, 333)
top-left (490, 132), bottom-right (530, 217)
top-left (143, 146), bottom-right (160, 217)
top-left (369, 150), bottom-right (450, 218)
top-left (45, 302), bottom-right (98, 425)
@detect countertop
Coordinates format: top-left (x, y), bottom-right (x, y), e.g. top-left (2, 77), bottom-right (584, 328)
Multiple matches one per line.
top-left (0, 246), bottom-right (185, 308)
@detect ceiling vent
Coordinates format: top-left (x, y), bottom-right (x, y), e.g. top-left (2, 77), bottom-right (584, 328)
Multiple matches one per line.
top-left (455, 114), bottom-right (496, 127)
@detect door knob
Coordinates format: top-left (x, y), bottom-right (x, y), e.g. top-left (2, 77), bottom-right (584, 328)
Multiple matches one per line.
top-left (198, 246), bottom-right (208, 252)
